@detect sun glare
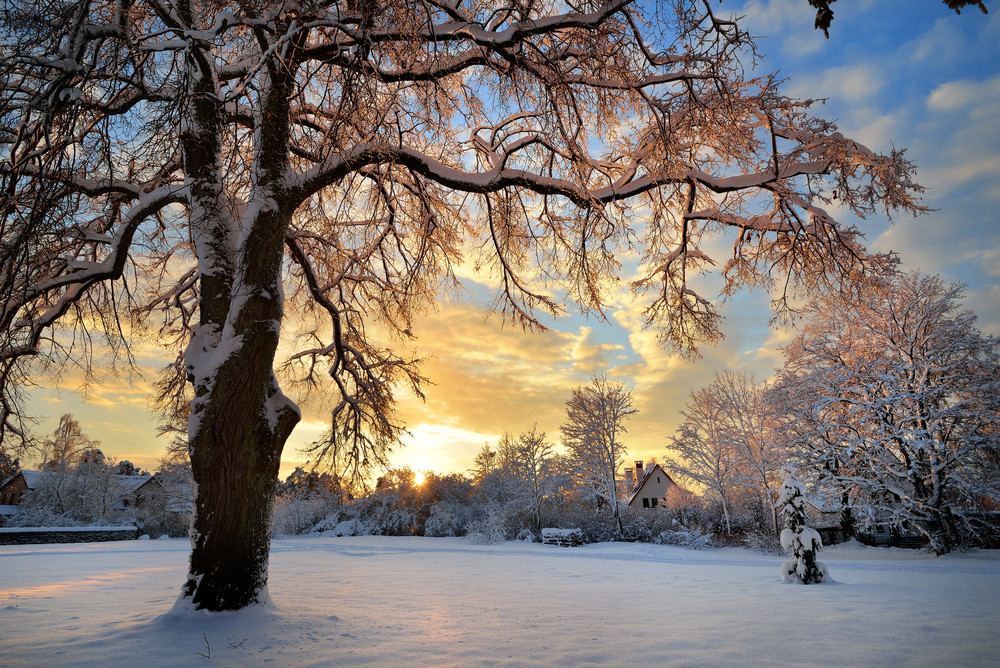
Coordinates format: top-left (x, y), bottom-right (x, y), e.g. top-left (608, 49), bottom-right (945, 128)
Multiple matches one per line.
top-left (414, 470), bottom-right (427, 486)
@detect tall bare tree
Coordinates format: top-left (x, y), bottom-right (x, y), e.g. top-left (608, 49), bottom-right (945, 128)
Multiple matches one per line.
top-left (37, 414), bottom-right (100, 469)
top-left (561, 375), bottom-right (635, 534)
top-left (511, 425), bottom-right (554, 532)
top-left (712, 371), bottom-right (784, 535)
top-left (1, 0), bottom-right (924, 609)
top-left (666, 384), bottom-right (740, 534)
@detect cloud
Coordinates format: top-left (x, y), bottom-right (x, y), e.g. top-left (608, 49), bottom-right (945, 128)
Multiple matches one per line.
top-left (927, 76), bottom-right (1000, 112)
top-left (737, 0), bottom-right (828, 57)
top-left (790, 64), bottom-right (887, 105)
top-left (964, 283), bottom-right (1000, 337)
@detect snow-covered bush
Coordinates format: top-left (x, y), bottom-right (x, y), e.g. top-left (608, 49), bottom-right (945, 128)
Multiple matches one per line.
top-left (778, 468), bottom-right (829, 584)
top-left (312, 514), bottom-right (370, 536)
top-left (271, 467), bottom-right (345, 535)
top-left (465, 503), bottom-right (511, 544)
top-left (654, 528), bottom-right (714, 550)
top-left (740, 528), bottom-right (782, 554)
top-left (273, 496), bottom-right (339, 535)
top-left (424, 501), bottom-right (473, 537)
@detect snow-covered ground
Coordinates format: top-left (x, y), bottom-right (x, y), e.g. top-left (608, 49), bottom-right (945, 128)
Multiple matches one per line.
top-left (2, 536), bottom-right (998, 667)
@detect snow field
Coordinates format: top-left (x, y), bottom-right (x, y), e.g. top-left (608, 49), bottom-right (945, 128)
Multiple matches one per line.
top-left (2, 536), bottom-right (999, 667)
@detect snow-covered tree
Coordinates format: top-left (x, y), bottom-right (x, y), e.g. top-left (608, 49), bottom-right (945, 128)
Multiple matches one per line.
top-left (509, 426), bottom-right (555, 532)
top-left (115, 460), bottom-right (145, 476)
top-left (471, 445), bottom-right (499, 484)
top-left (0, 0), bottom-right (925, 610)
top-left (11, 453), bottom-right (136, 527)
top-left (36, 415), bottom-right (100, 469)
top-left (771, 272), bottom-right (1000, 554)
top-left (710, 371), bottom-right (785, 535)
top-left (667, 371), bottom-right (785, 535)
top-left (778, 467), bottom-right (828, 584)
top-left (666, 383), bottom-right (740, 534)
top-left (561, 376), bottom-right (635, 535)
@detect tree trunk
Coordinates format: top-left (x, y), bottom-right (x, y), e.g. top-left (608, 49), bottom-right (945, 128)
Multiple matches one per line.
top-left (839, 490), bottom-right (856, 540)
top-left (182, 330), bottom-right (300, 609)
top-left (180, 198), bottom-right (299, 610)
top-left (185, 424), bottom-right (283, 610)
top-left (720, 493), bottom-right (733, 535)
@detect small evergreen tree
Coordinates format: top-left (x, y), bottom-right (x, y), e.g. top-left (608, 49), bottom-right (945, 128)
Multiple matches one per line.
top-left (778, 468), bottom-right (828, 584)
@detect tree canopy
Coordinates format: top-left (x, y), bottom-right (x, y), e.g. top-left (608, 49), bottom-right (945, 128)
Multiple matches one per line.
top-left (0, 0), bottom-right (925, 610)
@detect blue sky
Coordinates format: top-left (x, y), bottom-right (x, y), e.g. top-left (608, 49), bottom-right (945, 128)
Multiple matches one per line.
top-left (24, 0), bottom-right (1000, 479)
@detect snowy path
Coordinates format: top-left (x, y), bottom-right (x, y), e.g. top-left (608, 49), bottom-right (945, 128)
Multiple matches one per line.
top-left (2, 536), bottom-right (998, 666)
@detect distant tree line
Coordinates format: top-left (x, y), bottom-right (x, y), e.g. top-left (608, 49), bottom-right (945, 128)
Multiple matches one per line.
top-left (270, 375), bottom-right (712, 550)
top-left (10, 272), bottom-right (997, 556)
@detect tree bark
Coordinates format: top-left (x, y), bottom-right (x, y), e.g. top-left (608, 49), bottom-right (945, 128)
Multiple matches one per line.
top-left (185, 408), bottom-right (289, 610)
top-left (182, 274), bottom-right (301, 609)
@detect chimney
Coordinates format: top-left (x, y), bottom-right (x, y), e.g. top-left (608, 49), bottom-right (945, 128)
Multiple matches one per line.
top-left (625, 467), bottom-right (635, 492)
top-left (635, 461), bottom-right (644, 483)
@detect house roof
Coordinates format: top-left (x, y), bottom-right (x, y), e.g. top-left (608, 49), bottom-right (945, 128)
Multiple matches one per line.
top-left (118, 474), bottom-right (160, 493)
top-left (626, 463), bottom-right (676, 506)
top-left (21, 470), bottom-right (48, 489)
top-left (0, 470), bottom-right (43, 491)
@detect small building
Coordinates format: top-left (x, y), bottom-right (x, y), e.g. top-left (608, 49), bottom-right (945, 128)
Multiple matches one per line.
top-left (112, 475), bottom-right (163, 510)
top-left (0, 470), bottom-right (45, 505)
top-left (625, 461), bottom-right (679, 510)
top-left (804, 496), bottom-right (848, 546)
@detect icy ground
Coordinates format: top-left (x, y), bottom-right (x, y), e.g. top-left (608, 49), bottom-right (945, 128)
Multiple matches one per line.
top-left (2, 536), bottom-right (999, 667)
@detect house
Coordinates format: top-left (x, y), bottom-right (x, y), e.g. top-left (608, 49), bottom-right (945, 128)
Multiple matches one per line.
top-left (801, 486), bottom-right (926, 548)
top-left (112, 475), bottom-right (163, 510)
top-left (0, 470), bottom-right (45, 505)
top-left (624, 461), bottom-right (680, 510)
top-left (0, 469), bottom-right (163, 513)
top-left (803, 495), bottom-right (848, 546)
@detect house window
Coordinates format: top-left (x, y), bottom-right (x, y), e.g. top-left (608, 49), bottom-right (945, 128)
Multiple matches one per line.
top-left (657, 476), bottom-right (660, 483)
top-left (642, 498), bottom-right (650, 508)
top-left (650, 498), bottom-right (658, 508)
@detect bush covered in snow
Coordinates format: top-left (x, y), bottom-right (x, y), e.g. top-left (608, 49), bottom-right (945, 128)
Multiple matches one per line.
top-left (654, 527), bottom-right (714, 549)
top-left (272, 467), bottom-right (345, 535)
top-left (739, 529), bottom-right (783, 554)
top-left (464, 502), bottom-right (513, 544)
top-left (424, 501), bottom-right (474, 537)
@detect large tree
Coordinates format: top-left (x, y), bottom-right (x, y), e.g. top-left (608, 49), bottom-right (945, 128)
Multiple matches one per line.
top-left (561, 375), bottom-right (636, 534)
top-left (667, 370), bottom-right (785, 535)
top-left (712, 371), bottom-right (784, 535)
top-left (771, 272), bottom-right (1000, 554)
top-left (0, 0), bottom-right (923, 610)
top-left (37, 414), bottom-right (101, 469)
top-left (509, 426), bottom-right (554, 532)
top-left (666, 381), bottom-right (741, 534)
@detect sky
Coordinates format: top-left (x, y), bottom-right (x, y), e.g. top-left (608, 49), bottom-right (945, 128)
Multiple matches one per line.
top-left (21, 0), bottom-right (1000, 481)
